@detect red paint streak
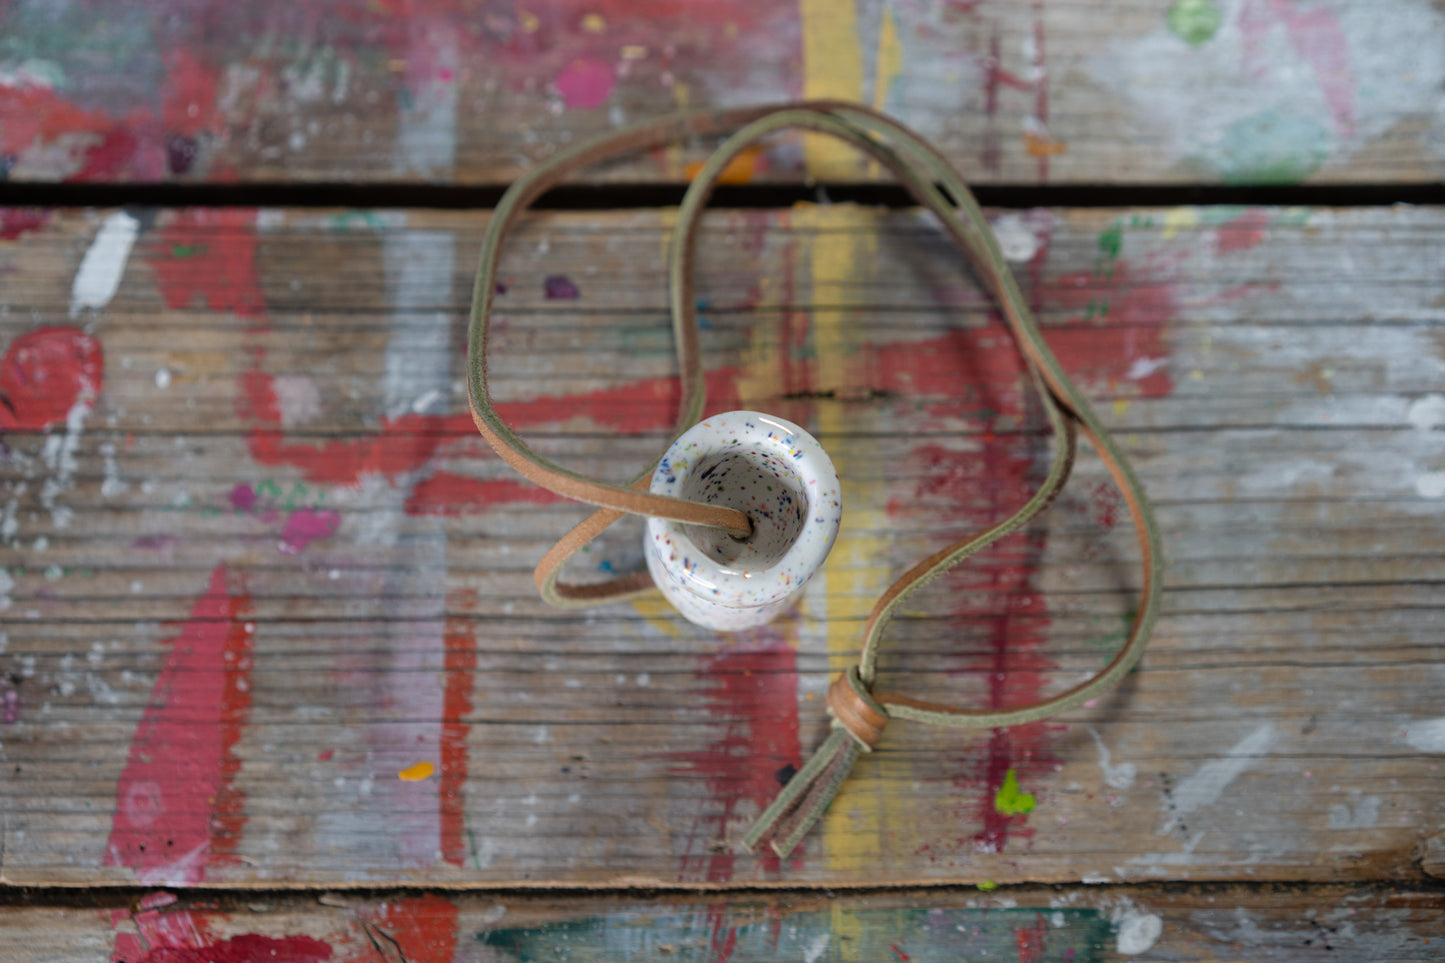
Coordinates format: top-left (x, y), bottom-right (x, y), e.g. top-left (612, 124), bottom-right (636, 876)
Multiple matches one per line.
top-left (880, 245), bottom-right (1174, 855)
top-left (405, 472), bottom-right (562, 516)
top-left (151, 210), bottom-right (266, 319)
top-left (0, 84), bottom-right (150, 180)
top-left (150, 209), bottom-right (747, 509)
top-left (133, 934), bottom-right (332, 963)
top-left (709, 914), bottom-right (739, 963)
top-left (244, 362), bottom-right (744, 488)
top-left (105, 566), bottom-right (253, 882)
top-left (1242, 0), bottom-right (1354, 136)
top-left (0, 209), bottom-right (49, 240)
top-left (1216, 208), bottom-right (1271, 255)
top-left (1047, 261), bottom-right (1177, 399)
top-left (667, 633), bottom-right (802, 881)
top-left (279, 508), bottom-right (341, 554)
top-left (110, 902), bottom-right (333, 963)
top-left (360, 896), bottom-right (459, 963)
top-left (891, 943), bottom-right (913, 961)
top-left (162, 49), bottom-right (221, 140)
top-left (1032, 7), bottom-right (1049, 182)
top-left (0, 326), bottom-right (103, 430)
top-left (1090, 482), bottom-right (1122, 529)
top-left (245, 405), bottom-right (465, 485)
top-left (439, 611), bottom-right (477, 867)
top-left (1015, 914), bottom-right (1048, 963)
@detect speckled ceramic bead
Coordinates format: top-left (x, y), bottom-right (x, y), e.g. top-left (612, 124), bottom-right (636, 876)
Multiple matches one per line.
top-left (645, 410), bottom-right (843, 631)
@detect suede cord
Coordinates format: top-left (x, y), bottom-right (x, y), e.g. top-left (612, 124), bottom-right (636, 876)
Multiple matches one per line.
top-left (466, 102), bottom-right (1163, 858)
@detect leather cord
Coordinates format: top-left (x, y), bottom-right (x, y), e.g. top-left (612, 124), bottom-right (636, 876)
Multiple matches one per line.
top-left (466, 102), bottom-right (1163, 858)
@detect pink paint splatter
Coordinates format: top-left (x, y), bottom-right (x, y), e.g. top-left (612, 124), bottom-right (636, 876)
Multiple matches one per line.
top-left (553, 56), bottom-right (615, 109)
top-left (105, 566), bottom-right (253, 884)
top-left (278, 507), bottom-right (341, 554)
top-left (227, 483), bottom-right (257, 513)
top-left (1241, 0), bottom-right (1354, 136)
top-left (543, 274), bottom-right (581, 299)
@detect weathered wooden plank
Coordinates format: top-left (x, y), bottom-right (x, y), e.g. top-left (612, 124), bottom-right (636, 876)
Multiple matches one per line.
top-left (2, 204), bottom-right (1443, 889)
top-left (7, 884), bottom-right (1444, 962)
top-left (2, 0), bottom-right (1443, 187)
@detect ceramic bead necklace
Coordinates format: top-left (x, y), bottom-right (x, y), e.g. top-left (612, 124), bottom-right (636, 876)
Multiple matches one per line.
top-left (467, 102), bottom-right (1162, 857)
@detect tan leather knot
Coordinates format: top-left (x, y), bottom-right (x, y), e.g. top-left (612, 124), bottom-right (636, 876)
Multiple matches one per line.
top-left (827, 669), bottom-right (888, 750)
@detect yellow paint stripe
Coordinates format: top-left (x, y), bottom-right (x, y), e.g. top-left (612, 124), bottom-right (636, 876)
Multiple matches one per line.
top-left (797, 203), bottom-right (892, 873)
top-left (630, 595), bottom-right (684, 641)
top-left (1163, 206), bottom-right (1199, 240)
top-left (799, 0), bottom-right (865, 180)
top-left (873, 4), bottom-right (903, 112)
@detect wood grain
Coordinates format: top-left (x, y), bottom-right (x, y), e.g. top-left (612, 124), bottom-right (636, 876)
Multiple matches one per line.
top-left (1, 204), bottom-right (1442, 891)
top-left (2, 0), bottom-right (1442, 186)
top-left (6, 884), bottom-right (1444, 962)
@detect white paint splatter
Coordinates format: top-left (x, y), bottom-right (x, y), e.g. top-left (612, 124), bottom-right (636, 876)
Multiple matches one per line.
top-left (1115, 909), bottom-right (1163, 955)
top-left (0, 570), bottom-right (12, 612)
top-left (1, 489), bottom-right (21, 545)
top-left (1129, 831), bottom-right (1207, 874)
top-left (1158, 723), bottom-right (1277, 834)
top-left (271, 375), bottom-right (322, 427)
top-left (1415, 472), bottom-right (1445, 498)
top-left (70, 211), bottom-right (140, 317)
top-left (1088, 726), bottom-right (1138, 790)
top-left (1126, 356), bottom-right (1169, 381)
top-left (99, 442), bottom-right (127, 498)
top-left (40, 400), bottom-right (92, 529)
top-left (1328, 795), bottom-right (1380, 829)
top-left (1404, 717), bottom-right (1445, 752)
top-left (1087, 0), bottom-right (1445, 178)
top-left (394, 28), bottom-right (459, 177)
top-left (802, 932), bottom-right (830, 963)
top-left (990, 213), bottom-right (1041, 262)
top-left (382, 229), bottom-right (455, 419)
top-left (154, 368), bottom-right (171, 390)
top-left (1407, 394), bottom-right (1445, 431)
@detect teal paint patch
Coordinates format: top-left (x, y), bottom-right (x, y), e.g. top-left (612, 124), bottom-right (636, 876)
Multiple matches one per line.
top-left (327, 210), bottom-right (391, 233)
top-left (0, 0), bottom-right (160, 102)
top-left (479, 907), bottom-right (1110, 962)
top-left (1166, 0), bottom-right (1222, 46)
top-left (1213, 110), bottom-right (1331, 185)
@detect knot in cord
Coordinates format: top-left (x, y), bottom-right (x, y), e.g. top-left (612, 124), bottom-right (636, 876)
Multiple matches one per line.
top-left (826, 668), bottom-right (888, 751)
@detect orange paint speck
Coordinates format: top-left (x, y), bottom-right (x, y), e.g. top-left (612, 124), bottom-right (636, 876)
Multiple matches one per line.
top-left (1023, 131), bottom-right (1068, 157)
top-left (399, 761), bottom-right (436, 781)
top-left (684, 146), bottom-right (764, 185)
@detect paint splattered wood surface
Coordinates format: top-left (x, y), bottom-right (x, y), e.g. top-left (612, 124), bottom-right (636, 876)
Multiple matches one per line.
top-left (6, 885), bottom-right (1445, 962)
top-left (1, 205), bottom-right (1443, 900)
top-left (2, 0), bottom-right (1443, 186)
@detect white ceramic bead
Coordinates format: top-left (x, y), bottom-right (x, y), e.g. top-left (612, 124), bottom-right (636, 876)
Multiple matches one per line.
top-left (645, 410), bottom-right (842, 631)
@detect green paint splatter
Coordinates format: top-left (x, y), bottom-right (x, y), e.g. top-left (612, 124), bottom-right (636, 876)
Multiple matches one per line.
top-left (171, 244), bottom-right (208, 258)
top-left (1167, 0), bottom-right (1221, 46)
top-left (1214, 110), bottom-right (1331, 185)
top-left (1098, 223), bottom-right (1123, 262)
top-left (994, 768), bottom-right (1036, 816)
top-left (976, 880), bottom-right (998, 892)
